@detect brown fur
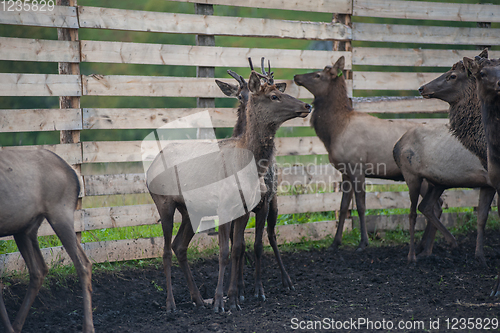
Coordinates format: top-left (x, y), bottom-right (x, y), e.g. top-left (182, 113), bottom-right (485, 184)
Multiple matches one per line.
top-left (148, 70), bottom-right (310, 313)
top-left (294, 56), bottom-right (424, 250)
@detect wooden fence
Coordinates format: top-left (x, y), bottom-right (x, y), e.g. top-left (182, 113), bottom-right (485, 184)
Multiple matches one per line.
top-left (1, 0), bottom-right (500, 271)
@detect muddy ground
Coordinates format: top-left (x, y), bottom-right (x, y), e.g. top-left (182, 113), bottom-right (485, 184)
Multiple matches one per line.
top-left (4, 230), bottom-right (500, 333)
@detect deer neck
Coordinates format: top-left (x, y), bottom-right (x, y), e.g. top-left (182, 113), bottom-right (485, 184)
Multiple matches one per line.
top-left (310, 77), bottom-right (352, 149)
top-left (448, 80), bottom-right (488, 167)
top-left (239, 104), bottom-right (279, 175)
top-left (232, 103), bottom-right (247, 138)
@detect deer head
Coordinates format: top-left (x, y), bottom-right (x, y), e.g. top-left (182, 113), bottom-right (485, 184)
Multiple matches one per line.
top-left (293, 56), bottom-right (345, 97)
top-left (419, 50), bottom-right (488, 103)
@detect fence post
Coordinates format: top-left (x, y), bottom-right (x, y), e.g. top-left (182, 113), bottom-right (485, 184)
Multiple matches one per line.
top-left (332, 9), bottom-right (352, 223)
top-left (57, 0), bottom-right (82, 242)
top-left (195, 3), bottom-right (215, 116)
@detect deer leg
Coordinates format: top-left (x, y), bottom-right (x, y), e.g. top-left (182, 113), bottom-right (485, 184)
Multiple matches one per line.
top-left (214, 222), bottom-right (231, 313)
top-left (416, 181), bottom-right (439, 256)
top-left (418, 186), bottom-right (457, 248)
top-left (0, 282), bottom-right (14, 333)
top-left (331, 174), bottom-right (353, 249)
top-left (267, 196), bottom-right (294, 290)
top-left (172, 210), bottom-right (204, 309)
top-left (352, 173), bottom-right (369, 251)
top-left (11, 231), bottom-right (48, 333)
top-left (227, 214), bottom-right (250, 311)
top-left (476, 187), bottom-right (496, 266)
top-left (154, 200), bottom-right (178, 312)
top-left (406, 177), bottom-right (423, 263)
top-left (48, 210), bottom-right (94, 333)
top-left (253, 200), bottom-right (269, 301)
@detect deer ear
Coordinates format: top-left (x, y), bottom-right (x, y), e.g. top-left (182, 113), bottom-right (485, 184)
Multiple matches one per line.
top-left (463, 57), bottom-right (480, 76)
top-left (333, 56), bottom-right (345, 72)
top-left (478, 48), bottom-right (488, 59)
top-left (248, 71), bottom-right (262, 93)
top-left (215, 80), bottom-right (239, 97)
top-left (275, 82), bottom-right (287, 92)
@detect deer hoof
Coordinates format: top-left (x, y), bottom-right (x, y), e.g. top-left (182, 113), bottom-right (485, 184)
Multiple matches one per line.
top-left (230, 304), bottom-right (242, 311)
top-left (254, 293), bottom-right (266, 302)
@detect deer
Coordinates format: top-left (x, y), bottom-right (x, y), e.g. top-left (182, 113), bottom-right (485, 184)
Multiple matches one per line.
top-left (215, 60), bottom-right (293, 302)
top-left (147, 59), bottom-right (311, 313)
top-left (411, 51), bottom-right (495, 265)
top-left (293, 56), bottom-right (441, 252)
top-left (462, 55), bottom-right (500, 295)
top-left (0, 149), bottom-right (93, 333)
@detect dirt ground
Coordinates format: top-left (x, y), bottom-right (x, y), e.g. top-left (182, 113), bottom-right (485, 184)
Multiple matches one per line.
top-left (4, 230), bottom-right (500, 333)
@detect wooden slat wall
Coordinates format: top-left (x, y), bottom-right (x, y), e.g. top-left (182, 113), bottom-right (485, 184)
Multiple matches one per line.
top-left (1, 0), bottom-right (500, 270)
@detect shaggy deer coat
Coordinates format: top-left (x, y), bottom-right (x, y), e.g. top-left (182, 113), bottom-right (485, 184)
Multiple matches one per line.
top-left (413, 55), bottom-right (495, 264)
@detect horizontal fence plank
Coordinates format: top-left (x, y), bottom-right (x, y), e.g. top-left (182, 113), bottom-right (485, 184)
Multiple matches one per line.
top-left (82, 75), bottom-right (322, 98)
top-left (354, 0), bottom-right (500, 23)
top-left (0, 220), bottom-right (351, 271)
top-left (353, 23), bottom-right (500, 46)
top-left (78, 6), bottom-right (351, 41)
top-left (353, 72), bottom-right (440, 91)
top-left (81, 137), bottom-right (327, 164)
top-left (0, 73), bottom-right (81, 96)
top-left (168, 0), bottom-right (352, 14)
top-left (0, 109), bottom-right (82, 132)
top-left (353, 97), bottom-right (448, 114)
top-left (353, 47), bottom-right (500, 68)
top-left (80, 40), bottom-right (351, 69)
top-left (0, 5), bottom-right (78, 28)
top-left (83, 166), bottom-right (409, 197)
top-left (0, 143), bottom-right (82, 165)
top-left (0, 37), bottom-right (80, 63)
top-left (83, 108), bottom-right (311, 130)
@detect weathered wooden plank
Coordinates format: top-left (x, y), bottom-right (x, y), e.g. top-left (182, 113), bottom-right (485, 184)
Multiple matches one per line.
top-left (0, 143), bottom-right (82, 165)
top-left (78, 6), bottom-right (351, 41)
top-left (0, 109), bottom-right (82, 132)
top-left (0, 220), bottom-right (351, 271)
top-left (365, 212), bottom-right (481, 233)
top-left (0, 74), bottom-right (81, 96)
top-left (0, 37), bottom-right (79, 62)
top-left (81, 137), bottom-right (327, 164)
top-left (168, 0), bottom-right (352, 14)
top-left (82, 75), bottom-right (317, 98)
top-left (353, 72), bottom-right (441, 91)
top-left (83, 108), bottom-right (311, 130)
top-left (83, 166), bottom-right (408, 197)
top-left (354, 0), bottom-right (500, 23)
top-left (353, 23), bottom-right (500, 46)
top-left (353, 47), bottom-right (500, 68)
top-left (275, 136), bottom-right (328, 156)
top-left (353, 97), bottom-right (449, 114)
top-left (0, 5), bottom-right (78, 28)
top-left (81, 40), bottom-right (351, 69)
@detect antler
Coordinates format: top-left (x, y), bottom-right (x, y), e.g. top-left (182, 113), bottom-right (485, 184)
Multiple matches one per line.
top-left (227, 69), bottom-right (246, 88)
top-left (260, 57), bottom-right (274, 85)
top-left (248, 57), bottom-right (274, 84)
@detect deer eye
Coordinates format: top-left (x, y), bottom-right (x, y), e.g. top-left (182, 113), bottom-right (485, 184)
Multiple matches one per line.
top-left (271, 95), bottom-right (279, 101)
top-left (315, 74), bottom-right (321, 78)
top-left (449, 74), bottom-right (457, 80)
top-left (479, 71), bottom-right (487, 78)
